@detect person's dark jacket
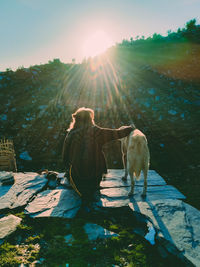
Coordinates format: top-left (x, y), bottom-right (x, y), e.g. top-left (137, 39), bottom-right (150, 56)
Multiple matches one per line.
top-left (62, 124), bottom-right (134, 195)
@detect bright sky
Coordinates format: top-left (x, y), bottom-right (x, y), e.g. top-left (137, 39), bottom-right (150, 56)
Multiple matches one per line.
top-left (0, 0), bottom-right (200, 71)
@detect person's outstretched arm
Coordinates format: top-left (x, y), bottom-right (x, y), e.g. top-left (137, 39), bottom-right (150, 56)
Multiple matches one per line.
top-left (96, 124), bottom-right (136, 145)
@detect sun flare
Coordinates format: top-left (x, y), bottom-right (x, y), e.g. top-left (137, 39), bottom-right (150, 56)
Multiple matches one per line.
top-left (82, 30), bottom-right (113, 58)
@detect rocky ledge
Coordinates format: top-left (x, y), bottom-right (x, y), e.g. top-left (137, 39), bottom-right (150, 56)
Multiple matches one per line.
top-left (0, 169), bottom-right (199, 266)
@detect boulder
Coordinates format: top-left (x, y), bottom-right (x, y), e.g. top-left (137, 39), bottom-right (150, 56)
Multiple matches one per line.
top-left (0, 214), bottom-right (22, 243)
top-left (0, 172), bottom-right (47, 210)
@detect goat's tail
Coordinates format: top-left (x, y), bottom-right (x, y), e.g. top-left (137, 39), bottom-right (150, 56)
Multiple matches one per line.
top-left (134, 170), bottom-right (141, 181)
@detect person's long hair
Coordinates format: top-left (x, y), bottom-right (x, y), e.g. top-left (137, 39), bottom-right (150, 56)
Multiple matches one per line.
top-left (68, 107), bottom-right (95, 131)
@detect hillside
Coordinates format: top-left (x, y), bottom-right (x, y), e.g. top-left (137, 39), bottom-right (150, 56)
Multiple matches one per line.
top-left (0, 20), bottom-right (200, 209)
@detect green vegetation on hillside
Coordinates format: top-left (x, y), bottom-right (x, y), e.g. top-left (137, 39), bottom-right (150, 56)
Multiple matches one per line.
top-left (119, 19), bottom-right (200, 46)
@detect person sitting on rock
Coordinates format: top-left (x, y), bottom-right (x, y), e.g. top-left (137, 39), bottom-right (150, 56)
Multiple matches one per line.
top-left (62, 107), bottom-right (135, 206)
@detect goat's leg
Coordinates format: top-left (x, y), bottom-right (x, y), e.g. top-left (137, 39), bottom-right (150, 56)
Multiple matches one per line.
top-left (141, 168), bottom-right (148, 197)
top-left (122, 152), bottom-right (128, 181)
top-left (128, 163), bottom-right (135, 196)
top-left (128, 172), bottom-right (135, 196)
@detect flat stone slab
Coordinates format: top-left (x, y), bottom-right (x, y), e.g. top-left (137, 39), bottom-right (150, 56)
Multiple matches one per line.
top-left (97, 169), bottom-right (185, 208)
top-left (0, 215), bottom-right (22, 242)
top-left (100, 185), bottom-right (185, 201)
top-left (129, 199), bottom-right (200, 266)
top-left (100, 169), bottom-right (166, 188)
top-left (25, 189), bottom-right (81, 218)
top-left (0, 172), bottom-right (47, 210)
top-left (0, 172), bottom-right (14, 185)
top-left (0, 185), bottom-right (11, 198)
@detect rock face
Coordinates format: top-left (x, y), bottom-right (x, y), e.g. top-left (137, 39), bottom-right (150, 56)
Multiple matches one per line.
top-left (0, 215), bottom-right (22, 243)
top-left (0, 172), bottom-right (47, 210)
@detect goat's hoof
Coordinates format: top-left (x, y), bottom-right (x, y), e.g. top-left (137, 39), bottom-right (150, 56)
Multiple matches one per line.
top-left (122, 176), bottom-right (127, 182)
top-left (141, 193), bottom-right (146, 198)
top-left (128, 192), bottom-right (134, 197)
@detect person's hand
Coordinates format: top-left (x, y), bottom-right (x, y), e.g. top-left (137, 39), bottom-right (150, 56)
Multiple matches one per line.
top-left (118, 126), bottom-right (129, 129)
top-left (118, 124), bottom-right (135, 130)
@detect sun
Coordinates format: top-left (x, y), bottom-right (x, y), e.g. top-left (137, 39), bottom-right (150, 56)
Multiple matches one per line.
top-left (82, 30), bottom-right (113, 58)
